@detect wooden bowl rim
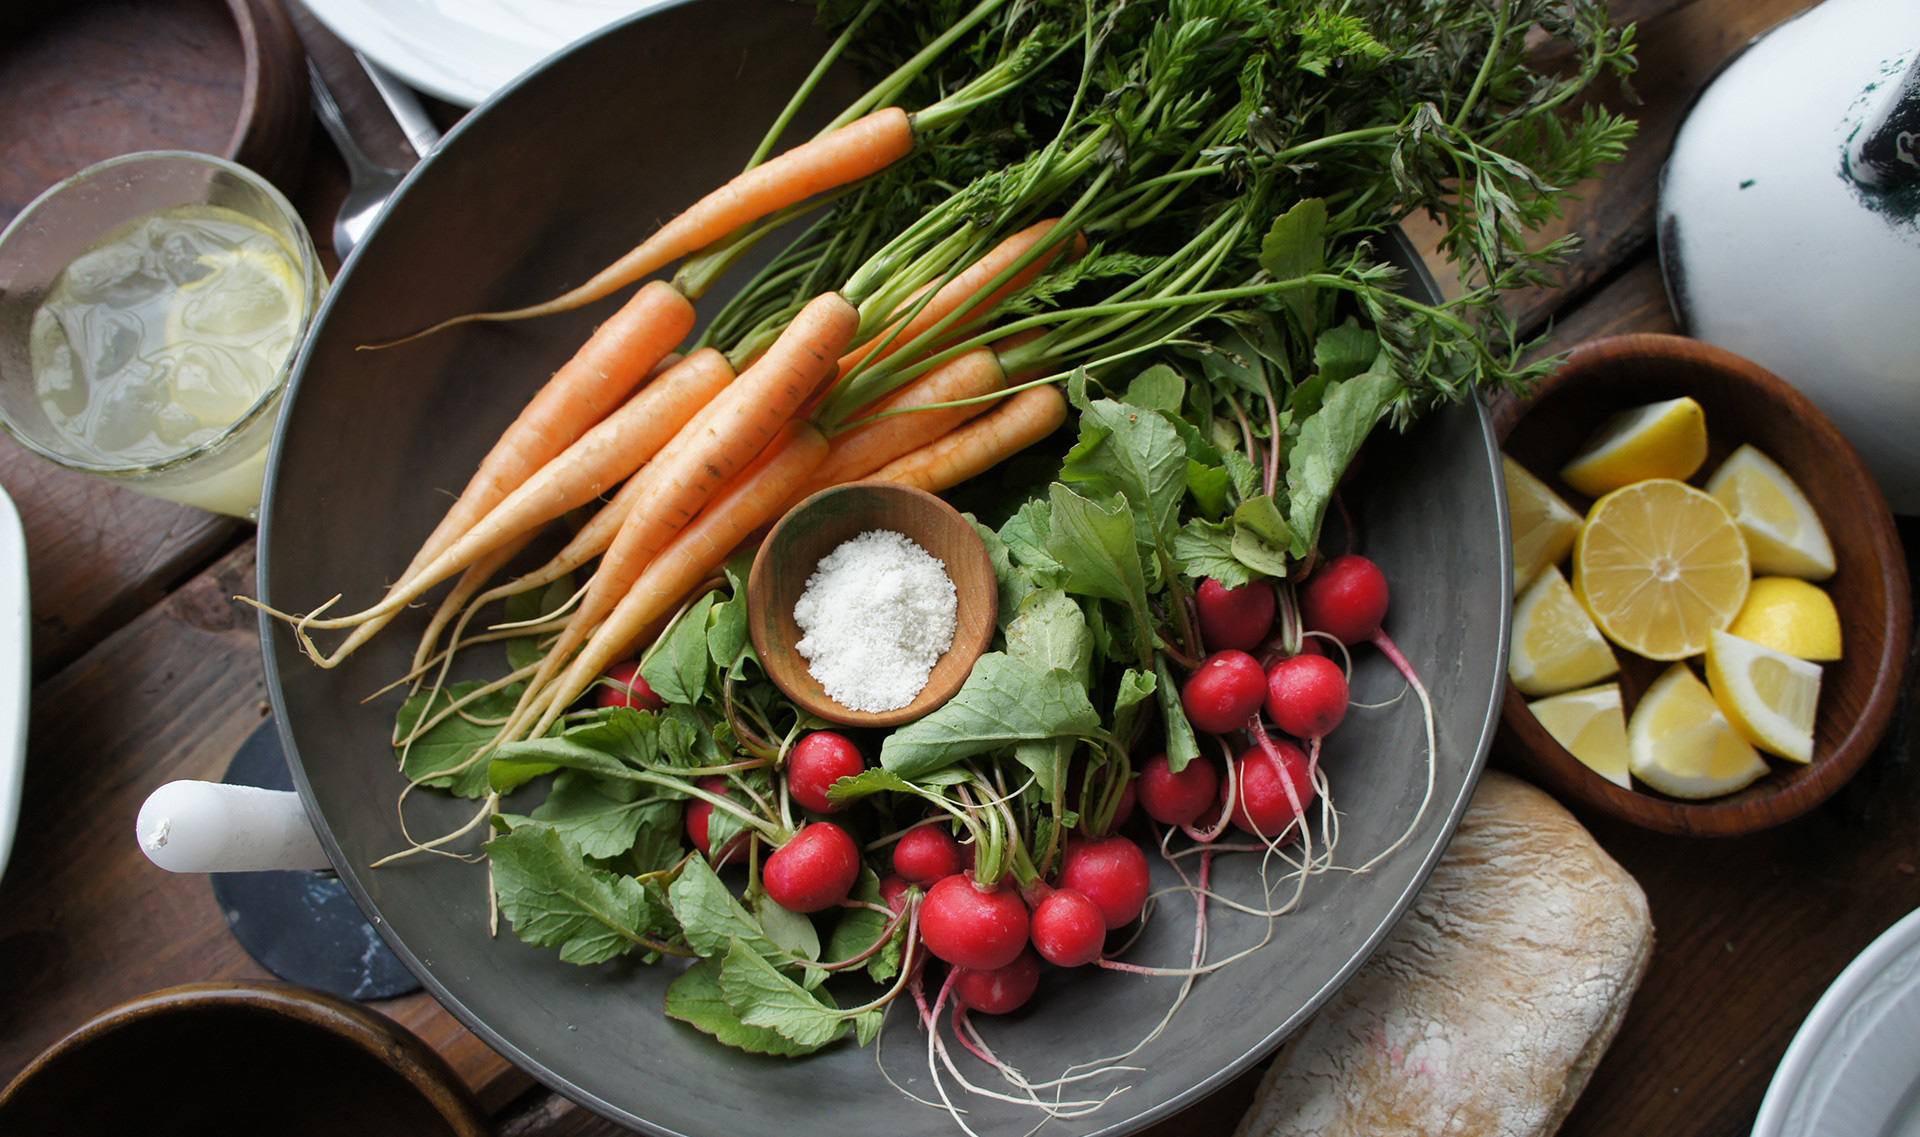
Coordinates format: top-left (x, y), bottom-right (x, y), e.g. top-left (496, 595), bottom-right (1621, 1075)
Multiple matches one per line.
top-left (1493, 332), bottom-right (1911, 837)
top-left (748, 480), bottom-right (998, 729)
top-left (0, 979), bottom-right (489, 1134)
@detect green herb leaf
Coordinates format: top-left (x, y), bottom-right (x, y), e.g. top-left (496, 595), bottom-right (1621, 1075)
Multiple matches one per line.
top-left (825, 869), bottom-right (902, 984)
top-left (752, 890), bottom-right (823, 971)
top-left (1044, 485), bottom-right (1152, 631)
top-left (668, 854), bottom-right (786, 963)
top-left (880, 652), bottom-right (1100, 781)
top-left (720, 938), bottom-right (847, 1050)
top-left (1258, 198), bottom-right (1328, 339)
top-left (489, 733), bottom-right (637, 794)
top-left (1287, 351), bottom-right (1401, 554)
top-left (665, 959), bottom-right (819, 1058)
top-left (1123, 363), bottom-right (1185, 413)
top-left (998, 498), bottom-right (1067, 585)
top-left (1060, 399), bottom-right (1188, 549)
top-left (1005, 588), bottom-right (1093, 687)
top-left (487, 824), bottom-right (659, 964)
top-left (1171, 518), bottom-right (1250, 587)
top-left (708, 589), bottom-right (752, 678)
top-left (1155, 653), bottom-right (1201, 774)
top-left (641, 592), bottom-right (718, 706)
top-left (521, 772), bottom-right (662, 860)
top-left (394, 681), bottom-right (521, 799)
top-left (1230, 494), bottom-right (1295, 577)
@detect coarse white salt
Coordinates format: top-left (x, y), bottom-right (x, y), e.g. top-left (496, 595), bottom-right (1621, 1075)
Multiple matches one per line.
top-left (792, 529), bottom-right (958, 713)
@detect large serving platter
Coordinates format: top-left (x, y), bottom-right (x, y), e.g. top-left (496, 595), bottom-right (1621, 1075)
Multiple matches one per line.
top-left (257, 2), bottom-right (1511, 1133)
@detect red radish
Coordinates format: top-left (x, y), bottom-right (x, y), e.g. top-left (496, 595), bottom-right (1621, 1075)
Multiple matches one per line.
top-left (685, 776), bottom-right (746, 864)
top-left (1195, 578), bottom-right (1276, 652)
top-left (764, 822), bottom-right (860, 913)
top-left (953, 949), bottom-right (1041, 1015)
top-left (1180, 650), bottom-right (1266, 734)
top-left (786, 731), bottom-right (866, 814)
top-left (1299, 553), bottom-right (1390, 646)
top-left (1227, 738), bottom-right (1316, 839)
top-left (879, 873), bottom-right (914, 913)
top-left (893, 825), bottom-right (964, 885)
top-left (1137, 752), bottom-right (1219, 826)
top-left (595, 660), bottom-right (664, 710)
top-left (1264, 654), bottom-right (1349, 739)
top-left (1057, 835), bottom-right (1151, 930)
top-left (1029, 887), bottom-right (1106, 967)
top-left (920, 875), bottom-right (1030, 970)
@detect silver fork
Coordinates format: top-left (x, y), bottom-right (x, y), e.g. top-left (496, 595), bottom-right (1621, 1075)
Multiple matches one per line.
top-left (307, 59), bottom-right (408, 262)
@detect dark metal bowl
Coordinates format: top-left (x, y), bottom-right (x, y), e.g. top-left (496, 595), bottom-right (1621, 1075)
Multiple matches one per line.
top-left (257, 3), bottom-right (1510, 1133)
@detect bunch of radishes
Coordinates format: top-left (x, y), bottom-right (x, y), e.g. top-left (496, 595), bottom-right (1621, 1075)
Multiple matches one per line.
top-left (1155, 553), bottom-right (1395, 840)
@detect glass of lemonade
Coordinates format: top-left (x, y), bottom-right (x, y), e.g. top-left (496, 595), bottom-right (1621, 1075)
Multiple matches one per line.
top-left (0, 151), bottom-right (325, 520)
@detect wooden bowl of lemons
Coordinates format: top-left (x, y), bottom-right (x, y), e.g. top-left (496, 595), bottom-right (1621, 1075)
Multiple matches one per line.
top-left (1489, 334), bottom-right (1910, 837)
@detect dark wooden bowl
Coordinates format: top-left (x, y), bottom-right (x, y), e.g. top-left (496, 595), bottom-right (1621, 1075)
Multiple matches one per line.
top-left (0, 0), bottom-right (310, 227)
top-left (748, 480), bottom-right (997, 728)
top-left (0, 981), bottom-right (490, 1136)
top-left (1491, 333), bottom-right (1910, 836)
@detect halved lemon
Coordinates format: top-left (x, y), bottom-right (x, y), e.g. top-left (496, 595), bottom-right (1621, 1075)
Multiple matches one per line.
top-left (1528, 683), bottom-right (1631, 788)
top-left (1572, 479), bottom-right (1751, 661)
top-left (1627, 663), bottom-right (1770, 799)
top-left (1703, 629), bottom-right (1820, 763)
top-left (1727, 576), bottom-right (1843, 662)
top-left (1504, 455), bottom-right (1582, 595)
top-left (1559, 396), bottom-right (1708, 498)
top-left (1704, 444), bottom-right (1835, 580)
top-left (1510, 565), bottom-right (1619, 697)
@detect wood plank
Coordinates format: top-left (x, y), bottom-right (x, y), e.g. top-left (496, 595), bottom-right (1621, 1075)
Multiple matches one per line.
top-left (0, 543), bottom-right (529, 1112)
top-left (1, 437), bottom-right (241, 682)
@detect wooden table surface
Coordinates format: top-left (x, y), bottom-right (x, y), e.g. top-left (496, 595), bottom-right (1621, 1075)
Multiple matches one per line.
top-left (5, 1), bottom-right (1916, 1135)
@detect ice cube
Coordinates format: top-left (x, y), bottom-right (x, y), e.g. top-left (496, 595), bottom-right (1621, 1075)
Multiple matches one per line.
top-left (62, 240), bottom-right (164, 309)
top-left (88, 369), bottom-right (165, 455)
top-left (162, 342), bottom-right (263, 428)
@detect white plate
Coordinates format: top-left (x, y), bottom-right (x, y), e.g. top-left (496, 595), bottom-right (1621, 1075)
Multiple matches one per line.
top-left (1753, 905), bottom-right (1920, 1137)
top-left (0, 483), bottom-right (27, 885)
top-left (301, 0), bottom-right (675, 106)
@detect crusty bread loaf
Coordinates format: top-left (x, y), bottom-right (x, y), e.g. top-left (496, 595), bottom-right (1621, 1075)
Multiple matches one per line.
top-left (1235, 770), bottom-right (1652, 1137)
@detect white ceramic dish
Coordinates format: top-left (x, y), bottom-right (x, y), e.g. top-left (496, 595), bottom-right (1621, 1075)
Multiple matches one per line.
top-left (302, 0), bottom-right (673, 106)
top-left (0, 482), bottom-right (28, 885)
top-left (1752, 905), bottom-right (1920, 1137)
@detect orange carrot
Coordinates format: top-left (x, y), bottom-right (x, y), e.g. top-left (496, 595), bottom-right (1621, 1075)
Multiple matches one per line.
top-left (299, 349), bottom-right (735, 635)
top-left (398, 110), bottom-right (915, 339)
top-left (504, 292), bottom-right (859, 733)
top-left (792, 346), bottom-right (1008, 502)
top-left (839, 219), bottom-right (1076, 372)
top-left (868, 383), bottom-right (1068, 494)
top-left (526, 421), bottom-right (832, 738)
top-left (401, 279), bottom-right (695, 584)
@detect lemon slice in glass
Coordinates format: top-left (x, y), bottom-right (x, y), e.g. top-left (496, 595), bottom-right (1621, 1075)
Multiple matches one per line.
top-left (1704, 444), bottom-right (1835, 581)
top-left (1528, 683), bottom-right (1631, 788)
top-left (1727, 576), bottom-right (1842, 662)
top-left (1503, 455), bottom-right (1581, 595)
top-left (1573, 478), bottom-right (1751, 661)
top-left (1510, 565), bottom-right (1619, 696)
top-left (1628, 663), bottom-right (1770, 798)
top-left (1559, 396), bottom-right (1708, 498)
top-left (1703, 629), bottom-right (1820, 763)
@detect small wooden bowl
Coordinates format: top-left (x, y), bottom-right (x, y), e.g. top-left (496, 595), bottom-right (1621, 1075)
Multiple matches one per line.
top-left (1491, 334), bottom-right (1910, 836)
top-left (0, 981), bottom-right (489, 1136)
top-left (748, 481), bottom-right (997, 729)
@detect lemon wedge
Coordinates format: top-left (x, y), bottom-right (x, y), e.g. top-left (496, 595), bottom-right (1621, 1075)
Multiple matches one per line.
top-left (1704, 444), bottom-right (1835, 580)
top-left (1703, 630), bottom-right (1820, 763)
top-left (1727, 576), bottom-right (1843, 662)
top-left (1510, 565), bottom-right (1619, 696)
top-left (1559, 396), bottom-right (1709, 498)
top-left (166, 243), bottom-right (304, 347)
top-left (1503, 455), bottom-right (1582, 595)
top-left (1572, 478), bottom-right (1751, 661)
top-left (1528, 683), bottom-right (1631, 788)
top-left (1628, 663), bottom-right (1770, 799)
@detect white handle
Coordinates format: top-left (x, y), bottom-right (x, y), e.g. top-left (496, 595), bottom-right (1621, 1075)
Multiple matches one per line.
top-left (136, 780), bottom-right (330, 873)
